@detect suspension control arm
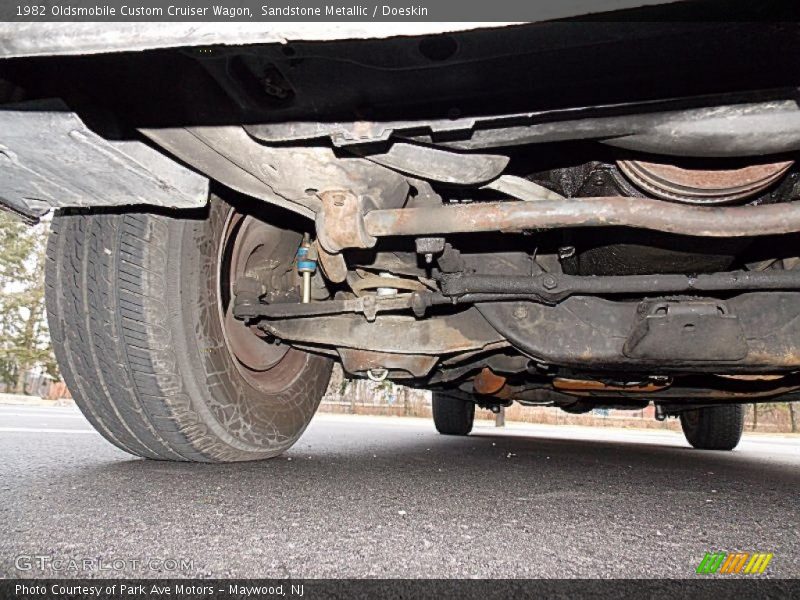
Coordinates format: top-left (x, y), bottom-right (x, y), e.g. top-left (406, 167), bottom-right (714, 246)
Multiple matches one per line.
top-left (363, 196), bottom-right (800, 239)
top-left (234, 290), bottom-right (454, 322)
top-left (439, 270), bottom-right (800, 303)
top-left (234, 268), bottom-right (800, 326)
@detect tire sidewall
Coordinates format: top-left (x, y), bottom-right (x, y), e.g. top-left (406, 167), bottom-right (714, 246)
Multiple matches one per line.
top-left (164, 197), bottom-right (331, 460)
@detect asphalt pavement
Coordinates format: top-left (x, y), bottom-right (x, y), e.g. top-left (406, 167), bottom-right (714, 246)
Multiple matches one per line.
top-left (1, 403), bottom-right (798, 578)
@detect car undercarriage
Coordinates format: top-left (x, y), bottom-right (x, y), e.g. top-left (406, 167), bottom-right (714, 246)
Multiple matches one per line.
top-left (3, 19), bottom-right (800, 459)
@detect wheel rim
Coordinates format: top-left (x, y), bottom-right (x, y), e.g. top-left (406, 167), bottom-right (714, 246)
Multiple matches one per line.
top-left (682, 409), bottom-right (700, 429)
top-left (216, 209), bottom-right (307, 394)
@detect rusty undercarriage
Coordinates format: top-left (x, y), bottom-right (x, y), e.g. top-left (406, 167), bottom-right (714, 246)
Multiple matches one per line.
top-left (4, 16), bottom-right (800, 459)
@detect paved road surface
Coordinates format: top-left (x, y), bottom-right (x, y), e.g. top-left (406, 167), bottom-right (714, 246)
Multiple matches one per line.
top-left (1, 404), bottom-right (798, 578)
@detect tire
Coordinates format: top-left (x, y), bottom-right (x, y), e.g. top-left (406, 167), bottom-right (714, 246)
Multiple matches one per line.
top-left (45, 196), bottom-right (332, 462)
top-left (679, 405), bottom-right (744, 451)
top-left (432, 391), bottom-right (475, 436)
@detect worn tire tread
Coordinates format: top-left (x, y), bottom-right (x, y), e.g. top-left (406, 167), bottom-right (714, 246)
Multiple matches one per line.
top-left (46, 209), bottom-right (330, 462)
top-left (680, 405), bottom-right (744, 451)
top-left (432, 391), bottom-right (475, 436)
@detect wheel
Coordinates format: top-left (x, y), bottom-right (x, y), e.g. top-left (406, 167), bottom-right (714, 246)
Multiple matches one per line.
top-left (432, 391), bottom-right (475, 436)
top-left (679, 405), bottom-right (745, 451)
top-left (45, 196), bottom-right (332, 462)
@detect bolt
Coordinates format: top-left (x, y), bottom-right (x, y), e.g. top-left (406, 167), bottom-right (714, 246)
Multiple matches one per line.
top-left (233, 276), bottom-right (261, 296)
top-left (558, 246), bottom-right (576, 260)
top-left (362, 295), bottom-right (377, 322)
top-left (262, 78), bottom-right (288, 98)
top-left (367, 368), bottom-right (389, 382)
top-left (542, 275), bottom-right (558, 290)
top-left (411, 293), bottom-right (428, 318)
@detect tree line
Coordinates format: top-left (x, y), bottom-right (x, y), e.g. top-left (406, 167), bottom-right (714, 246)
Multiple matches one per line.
top-left (0, 211), bottom-right (57, 394)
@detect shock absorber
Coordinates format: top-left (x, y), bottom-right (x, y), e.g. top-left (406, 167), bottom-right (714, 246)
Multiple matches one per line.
top-left (296, 235), bottom-right (318, 304)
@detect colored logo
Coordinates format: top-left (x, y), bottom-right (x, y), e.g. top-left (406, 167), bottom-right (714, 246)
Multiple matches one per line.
top-left (696, 552), bottom-right (773, 574)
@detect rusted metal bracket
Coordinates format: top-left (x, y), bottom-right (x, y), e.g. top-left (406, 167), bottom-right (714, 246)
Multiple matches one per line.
top-left (315, 241), bottom-right (349, 283)
top-left (338, 349), bottom-right (438, 379)
top-left (315, 190), bottom-right (376, 253)
top-left (473, 368), bottom-right (508, 395)
top-left (362, 143), bottom-right (509, 185)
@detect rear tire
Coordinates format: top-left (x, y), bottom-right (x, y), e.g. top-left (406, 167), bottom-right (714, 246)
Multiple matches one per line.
top-left (679, 405), bottom-right (744, 451)
top-left (432, 391), bottom-right (475, 436)
top-left (45, 197), bottom-right (332, 462)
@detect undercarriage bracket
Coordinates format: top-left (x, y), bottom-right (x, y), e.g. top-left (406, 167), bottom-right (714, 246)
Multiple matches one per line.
top-left (477, 292), bottom-right (800, 372)
top-left (623, 301), bottom-right (748, 361)
top-left (0, 101), bottom-right (208, 219)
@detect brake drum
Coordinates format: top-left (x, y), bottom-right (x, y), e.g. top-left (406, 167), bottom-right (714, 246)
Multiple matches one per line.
top-left (616, 158), bottom-right (793, 204)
